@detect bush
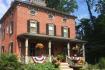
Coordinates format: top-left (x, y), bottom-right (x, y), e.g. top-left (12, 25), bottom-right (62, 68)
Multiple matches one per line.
top-left (0, 53), bottom-right (24, 70)
top-left (57, 54), bottom-right (65, 62)
top-left (98, 57), bottom-right (105, 69)
top-left (25, 62), bottom-right (59, 70)
top-left (82, 58), bottom-right (105, 70)
top-left (0, 54), bottom-right (59, 70)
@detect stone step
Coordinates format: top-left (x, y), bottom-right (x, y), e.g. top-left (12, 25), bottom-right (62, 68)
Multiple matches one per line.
top-left (60, 69), bottom-right (73, 70)
top-left (60, 63), bottom-right (69, 66)
top-left (59, 63), bottom-right (73, 70)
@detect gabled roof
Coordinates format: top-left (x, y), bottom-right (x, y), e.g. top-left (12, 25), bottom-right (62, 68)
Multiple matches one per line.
top-left (0, 0), bottom-right (76, 24)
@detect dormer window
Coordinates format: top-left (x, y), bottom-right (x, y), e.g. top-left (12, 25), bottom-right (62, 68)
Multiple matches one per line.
top-left (27, 20), bottom-right (39, 33)
top-left (30, 8), bottom-right (38, 16)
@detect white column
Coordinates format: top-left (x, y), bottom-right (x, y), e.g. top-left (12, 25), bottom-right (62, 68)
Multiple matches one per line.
top-left (82, 43), bottom-right (85, 61)
top-left (25, 38), bottom-right (28, 64)
top-left (67, 43), bottom-right (70, 57)
top-left (48, 41), bottom-right (52, 62)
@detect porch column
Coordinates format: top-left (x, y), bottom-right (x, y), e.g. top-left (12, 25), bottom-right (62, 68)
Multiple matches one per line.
top-left (82, 43), bottom-right (85, 61)
top-left (25, 38), bottom-right (28, 64)
top-left (48, 41), bottom-right (52, 62)
top-left (67, 43), bottom-right (70, 57)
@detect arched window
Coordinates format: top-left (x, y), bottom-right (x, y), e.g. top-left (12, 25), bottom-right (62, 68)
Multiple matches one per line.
top-left (9, 21), bottom-right (13, 35)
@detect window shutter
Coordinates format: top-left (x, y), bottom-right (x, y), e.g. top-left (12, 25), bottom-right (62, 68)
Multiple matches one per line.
top-left (61, 26), bottom-right (63, 37)
top-left (54, 25), bottom-right (56, 36)
top-left (27, 20), bottom-right (30, 33)
top-left (37, 22), bottom-right (40, 34)
top-left (46, 24), bottom-right (49, 35)
top-left (68, 28), bottom-right (70, 38)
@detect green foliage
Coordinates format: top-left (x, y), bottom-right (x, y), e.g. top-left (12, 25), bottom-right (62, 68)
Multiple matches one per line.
top-left (96, 0), bottom-right (105, 14)
top-left (0, 54), bottom-right (59, 70)
top-left (46, 0), bottom-right (77, 13)
top-left (57, 54), bottom-right (65, 62)
top-left (0, 53), bottom-right (24, 70)
top-left (98, 57), bottom-right (105, 69)
top-left (82, 58), bottom-right (105, 70)
top-left (77, 14), bottom-right (105, 64)
top-left (25, 62), bottom-right (59, 70)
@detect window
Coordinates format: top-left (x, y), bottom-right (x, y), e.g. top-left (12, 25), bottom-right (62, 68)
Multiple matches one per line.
top-left (46, 24), bottom-right (56, 36)
top-left (28, 20), bottom-right (39, 33)
top-left (2, 29), bottom-right (5, 40)
top-left (1, 46), bottom-right (4, 54)
top-left (9, 42), bottom-right (13, 53)
top-left (9, 22), bottom-right (13, 35)
top-left (48, 14), bottom-right (54, 19)
top-left (62, 27), bottom-right (70, 38)
top-left (62, 17), bottom-right (67, 23)
top-left (30, 8), bottom-right (38, 16)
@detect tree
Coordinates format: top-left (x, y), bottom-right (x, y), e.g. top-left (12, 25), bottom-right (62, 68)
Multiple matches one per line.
top-left (77, 14), bottom-right (105, 64)
top-left (46, 0), bottom-right (78, 13)
top-left (96, 0), bottom-right (105, 14)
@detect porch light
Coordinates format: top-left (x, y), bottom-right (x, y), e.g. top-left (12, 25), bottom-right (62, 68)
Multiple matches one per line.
top-left (35, 43), bottom-right (44, 49)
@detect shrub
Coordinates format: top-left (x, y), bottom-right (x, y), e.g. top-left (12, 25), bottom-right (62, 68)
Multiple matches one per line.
top-left (25, 62), bottom-right (59, 70)
top-left (0, 53), bottom-right (24, 70)
top-left (98, 57), bottom-right (105, 69)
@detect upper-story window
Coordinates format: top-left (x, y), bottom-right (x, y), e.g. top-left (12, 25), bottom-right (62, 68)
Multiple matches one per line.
top-left (46, 24), bottom-right (56, 36)
top-left (62, 26), bottom-right (70, 38)
top-left (2, 29), bottom-right (5, 40)
top-left (9, 22), bottom-right (13, 35)
top-left (28, 20), bottom-right (39, 33)
top-left (30, 8), bottom-right (38, 16)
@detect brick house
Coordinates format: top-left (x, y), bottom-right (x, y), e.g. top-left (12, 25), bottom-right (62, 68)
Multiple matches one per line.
top-left (0, 0), bottom-right (86, 67)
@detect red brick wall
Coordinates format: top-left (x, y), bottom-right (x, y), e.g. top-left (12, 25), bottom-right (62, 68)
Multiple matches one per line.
top-left (1, 4), bottom-right (76, 56)
top-left (16, 5), bottom-right (76, 39)
top-left (1, 7), bottom-right (18, 54)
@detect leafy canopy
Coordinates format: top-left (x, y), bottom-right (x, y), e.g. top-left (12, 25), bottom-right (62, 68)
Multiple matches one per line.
top-left (46, 0), bottom-right (78, 13)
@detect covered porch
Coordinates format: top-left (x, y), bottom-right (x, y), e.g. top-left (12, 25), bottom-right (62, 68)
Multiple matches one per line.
top-left (17, 33), bottom-right (86, 67)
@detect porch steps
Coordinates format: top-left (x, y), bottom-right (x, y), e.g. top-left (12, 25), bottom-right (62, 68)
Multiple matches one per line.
top-left (59, 63), bottom-right (73, 70)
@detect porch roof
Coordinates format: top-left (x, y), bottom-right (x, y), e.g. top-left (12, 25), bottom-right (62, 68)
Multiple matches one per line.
top-left (17, 33), bottom-right (87, 43)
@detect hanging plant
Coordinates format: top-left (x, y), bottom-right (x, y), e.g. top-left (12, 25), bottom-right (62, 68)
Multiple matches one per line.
top-left (35, 43), bottom-right (44, 49)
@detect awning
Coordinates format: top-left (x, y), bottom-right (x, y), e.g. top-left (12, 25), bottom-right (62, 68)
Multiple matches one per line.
top-left (17, 33), bottom-right (87, 43)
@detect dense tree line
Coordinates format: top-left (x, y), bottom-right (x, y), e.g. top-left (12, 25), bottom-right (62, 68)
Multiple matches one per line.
top-left (77, 0), bottom-right (105, 64)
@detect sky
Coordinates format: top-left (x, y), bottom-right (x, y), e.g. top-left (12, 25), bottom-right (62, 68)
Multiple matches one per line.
top-left (0, 0), bottom-right (98, 21)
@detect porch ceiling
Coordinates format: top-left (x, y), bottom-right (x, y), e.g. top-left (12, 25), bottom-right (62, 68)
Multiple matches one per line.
top-left (17, 33), bottom-right (87, 43)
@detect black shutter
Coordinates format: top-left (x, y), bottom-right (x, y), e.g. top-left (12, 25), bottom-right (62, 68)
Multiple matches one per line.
top-left (54, 25), bottom-right (56, 36)
top-left (37, 22), bottom-right (40, 34)
top-left (46, 24), bottom-right (49, 35)
top-left (27, 20), bottom-right (30, 33)
top-left (68, 28), bottom-right (70, 38)
top-left (61, 26), bottom-right (63, 37)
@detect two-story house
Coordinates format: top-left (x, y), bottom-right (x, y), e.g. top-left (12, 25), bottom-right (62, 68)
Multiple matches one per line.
top-left (0, 0), bottom-right (86, 67)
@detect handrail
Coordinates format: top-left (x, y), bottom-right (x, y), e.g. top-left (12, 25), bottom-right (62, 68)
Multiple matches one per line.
top-left (66, 56), bottom-right (84, 68)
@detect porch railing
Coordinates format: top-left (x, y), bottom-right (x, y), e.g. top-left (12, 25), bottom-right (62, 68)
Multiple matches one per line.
top-left (66, 56), bottom-right (85, 68)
